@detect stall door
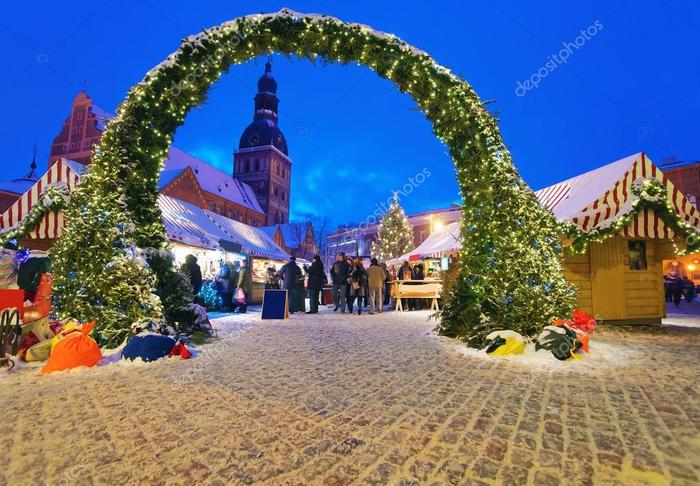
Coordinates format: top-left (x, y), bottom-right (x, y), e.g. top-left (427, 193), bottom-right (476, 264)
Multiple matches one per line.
top-left (589, 238), bottom-right (627, 320)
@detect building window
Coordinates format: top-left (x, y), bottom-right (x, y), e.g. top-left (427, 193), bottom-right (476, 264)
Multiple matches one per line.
top-left (281, 167), bottom-right (286, 178)
top-left (254, 159), bottom-right (260, 171)
top-left (273, 186), bottom-right (279, 197)
top-left (628, 241), bottom-right (647, 270)
top-left (276, 164), bottom-right (280, 176)
top-left (244, 161), bottom-right (250, 172)
top-left (209, 202), bottom-right (217, 212)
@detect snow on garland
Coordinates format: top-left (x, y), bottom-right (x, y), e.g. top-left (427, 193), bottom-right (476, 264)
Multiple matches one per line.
top-left (0, 184), bottom-right (70, 247)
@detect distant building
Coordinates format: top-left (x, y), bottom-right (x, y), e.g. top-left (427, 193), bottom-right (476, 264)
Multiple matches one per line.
top-left (261, 222), bottom-right (318, 260)
top-left (324, 204), bottom-right (462, 266)
top-left (233, 61), bottom-right (292, 225)
top-left (658, 156), bottom-right (700, 209)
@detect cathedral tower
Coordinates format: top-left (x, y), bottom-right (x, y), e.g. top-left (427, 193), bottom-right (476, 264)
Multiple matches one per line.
top-left (233, 60), bottom-right (291, 225)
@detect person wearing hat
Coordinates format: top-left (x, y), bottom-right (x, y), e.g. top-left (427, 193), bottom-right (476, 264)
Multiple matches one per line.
top-left (278, 256), bottom-right (302, 313)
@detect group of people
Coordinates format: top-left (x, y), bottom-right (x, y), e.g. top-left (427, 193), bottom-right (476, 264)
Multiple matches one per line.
top-left (664, 273), bottom-right (696, 306)
top-left (329, 252), bottom-right (393, 315)
top-left (180, 255), bottom-right (252, 313)
top-left (264, 255), bottom-right (326, 314)
top-left (179, 251), bottom-right (431, 316)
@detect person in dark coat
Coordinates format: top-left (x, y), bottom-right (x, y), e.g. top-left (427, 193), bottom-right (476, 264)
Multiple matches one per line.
top-left (345, 256), bottom-right (354, 312)
top-left (381, 262), bottom-right (391, 306)
top-left (397, 261), bottom-right (412, 310)
top-left (348, 257), bottom-right (367, 315)
top-left (329, 252), bottom-right (350, 313)
top-left (411, 263), bottom-right (425, 310)
top-left (278, 256), bottom-right (302, 313)
top-left (665, 274), bottom-right (683, 307)
top-left (180, 254), bottom-right (203, 295)
top-left (216, 260), bottom-right (232, 312)
top-left (306, 255), bottom-right (326, 314)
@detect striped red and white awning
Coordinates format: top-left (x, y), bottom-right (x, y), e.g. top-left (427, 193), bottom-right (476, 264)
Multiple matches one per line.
top-left (536, 153), bottom-right (700, 239)
top-left (0, 159), bottom-right (83, 240)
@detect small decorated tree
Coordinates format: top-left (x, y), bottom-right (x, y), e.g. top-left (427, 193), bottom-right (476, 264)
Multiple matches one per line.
top-left (372, 193), bottom-right (414, 261)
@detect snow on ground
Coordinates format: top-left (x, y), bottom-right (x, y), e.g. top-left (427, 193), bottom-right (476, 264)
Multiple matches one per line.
top-left (447, 338), bottom-right (634, 373)
top-left (1, 304), bottom-right (648, 382)
top-left (663, 300), bottom-right (700, 328)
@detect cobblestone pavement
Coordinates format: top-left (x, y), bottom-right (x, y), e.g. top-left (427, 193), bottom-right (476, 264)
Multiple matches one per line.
top-left (1, 309), bottom-right (699, 485)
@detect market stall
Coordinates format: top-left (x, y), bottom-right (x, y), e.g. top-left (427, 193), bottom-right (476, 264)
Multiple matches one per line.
top-left (204, 209), bottom-right (290, 303)
top-left (386, 221), bottom-right (460, 277)
top-left (158, 195), bottom-right (248, 280)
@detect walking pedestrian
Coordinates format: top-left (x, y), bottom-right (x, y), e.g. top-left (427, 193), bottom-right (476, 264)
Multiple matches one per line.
top-left (306, 255), bottom-right (325, 314)
top-left (348, 257), bottom-right (367, 315)
top-left (330, 252), bottom-right (350, 313)
top-left (367, 258), bottom-right (385, 314)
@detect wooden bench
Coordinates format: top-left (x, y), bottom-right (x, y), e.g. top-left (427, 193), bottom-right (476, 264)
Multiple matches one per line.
top-left (391, 280), bottom-right (442, 311)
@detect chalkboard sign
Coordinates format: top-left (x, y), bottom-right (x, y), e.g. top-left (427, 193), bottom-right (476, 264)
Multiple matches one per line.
top-left (261, 289), bottom-right (289, 319)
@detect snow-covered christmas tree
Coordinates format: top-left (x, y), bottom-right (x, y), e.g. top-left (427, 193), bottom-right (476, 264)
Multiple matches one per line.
top-left (372, 193), bottom-right (414, 261)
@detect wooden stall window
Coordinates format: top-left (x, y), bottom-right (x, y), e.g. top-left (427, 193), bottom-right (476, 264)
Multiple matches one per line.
top-left (628, 240), bottom-right (647, 270)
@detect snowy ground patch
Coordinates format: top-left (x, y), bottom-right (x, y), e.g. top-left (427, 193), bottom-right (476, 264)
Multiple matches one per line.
top-left (445, 337), bottom-right (634, 372)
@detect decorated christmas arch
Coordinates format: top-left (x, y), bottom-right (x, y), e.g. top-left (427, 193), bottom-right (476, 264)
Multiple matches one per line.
top-left (52, 9), bottom-right (576, 345)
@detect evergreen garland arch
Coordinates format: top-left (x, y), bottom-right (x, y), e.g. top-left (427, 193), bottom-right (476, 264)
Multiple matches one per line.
top-left (52, 9), bottom-right (576, 345)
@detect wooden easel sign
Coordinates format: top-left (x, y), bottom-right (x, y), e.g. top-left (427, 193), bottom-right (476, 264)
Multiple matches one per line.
top-left (261, 289), bottom-right (289, 319)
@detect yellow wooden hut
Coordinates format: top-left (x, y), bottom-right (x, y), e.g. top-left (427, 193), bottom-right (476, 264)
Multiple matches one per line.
top-left (535, 152), bottom-right (700, 323)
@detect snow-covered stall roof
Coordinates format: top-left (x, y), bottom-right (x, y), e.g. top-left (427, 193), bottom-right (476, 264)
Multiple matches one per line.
top-left (204, 210), bottom-right (290, 261)
top-left (535, 152), bottom-right (700, 238)
top-left (157, 194), bottom-right (230, 250)
top-left (0, 159), bottom-right (84, 240)
top-left (387, 221), bottom-right (461, 267)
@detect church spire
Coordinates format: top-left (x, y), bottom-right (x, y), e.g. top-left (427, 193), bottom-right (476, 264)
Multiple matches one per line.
top-left (25, 145), bottom-right (38, 180)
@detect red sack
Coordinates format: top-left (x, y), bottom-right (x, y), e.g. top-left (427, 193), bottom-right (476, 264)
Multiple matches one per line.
top-left (168, 341), bottom-right (192, 359)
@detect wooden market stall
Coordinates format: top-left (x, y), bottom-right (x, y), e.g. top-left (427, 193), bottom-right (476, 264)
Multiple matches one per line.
top-left (394, 152), bottom-right (700, 324)
top-left (536, 152), bottom-right (699, 323)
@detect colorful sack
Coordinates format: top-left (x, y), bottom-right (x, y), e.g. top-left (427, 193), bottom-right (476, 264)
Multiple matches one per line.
top-left (535, 325), bottom-right (580, 361)
top-left (26, 339), bottom-right (53, 362)
top-left (483, 330), bottom-right (525, 356)
top-left (168, 341), bottom-right (192, 359)
top-left (122, 333), bottom-right (176, 362)
top-left (42, 321), bottom-right (102, 374)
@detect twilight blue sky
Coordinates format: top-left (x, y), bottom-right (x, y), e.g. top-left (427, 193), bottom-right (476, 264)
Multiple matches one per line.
top-left (2, 0), bottom-right (699, 226)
